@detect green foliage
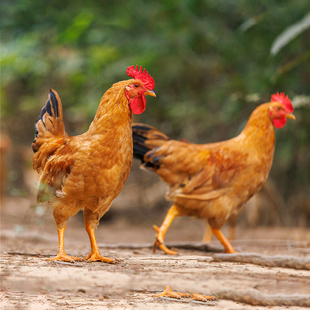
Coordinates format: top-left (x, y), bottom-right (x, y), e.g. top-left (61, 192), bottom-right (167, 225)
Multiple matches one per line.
top-left (1, 0), bottom-right (310, 214)
top-left (271, 12), bottom-right (310, 56)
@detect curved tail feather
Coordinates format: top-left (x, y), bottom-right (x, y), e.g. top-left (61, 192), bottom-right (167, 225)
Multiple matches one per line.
top-left (132, 123), bottom-right (169, 168)
top-left (32, 89), bottom-right (66, 152)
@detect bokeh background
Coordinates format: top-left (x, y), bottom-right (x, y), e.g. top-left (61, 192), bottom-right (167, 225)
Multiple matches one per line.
top-left (1, 0), bottom-right (310, 237)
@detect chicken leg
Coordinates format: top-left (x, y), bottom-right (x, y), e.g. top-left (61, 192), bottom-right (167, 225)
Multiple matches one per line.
top-left (211, 227), bottom-right (237, 253)
top-left (47, 227), bottom-right (84, 262)
top-left (84, 223), bottom-right (117, 263)
top-left (153, 204), bottom-right (179, 255)
top-left (154, 204), bottom-right (237, 254)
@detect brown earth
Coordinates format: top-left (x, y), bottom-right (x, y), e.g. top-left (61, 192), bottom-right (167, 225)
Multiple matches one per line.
top-left (1, 196), bottom-right (310, 309)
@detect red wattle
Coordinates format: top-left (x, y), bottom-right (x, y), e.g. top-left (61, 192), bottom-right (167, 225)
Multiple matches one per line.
top-left (129, 95), bottom-right (146, 115)
top-left (273, 117), bottom-right (287, 129)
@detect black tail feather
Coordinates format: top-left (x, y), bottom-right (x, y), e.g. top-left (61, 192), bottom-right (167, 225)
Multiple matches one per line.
top-left (32, 89), bottom-right (64, 153)
top-left (34, 89), bottom-right (60, 137)
top-left (132, 123), bottom-right (169, 168)
top-left (132, 129), bottom-right (152, 162)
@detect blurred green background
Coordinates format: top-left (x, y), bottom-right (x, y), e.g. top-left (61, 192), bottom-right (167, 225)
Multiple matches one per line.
top-left (1, 0), bottom-right (310, 226)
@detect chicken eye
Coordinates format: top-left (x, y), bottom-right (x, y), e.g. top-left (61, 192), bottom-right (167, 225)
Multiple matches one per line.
top-left (277, 107), bottom-right (282, 111)
top-left (134, 84), bottom-right (139, 88)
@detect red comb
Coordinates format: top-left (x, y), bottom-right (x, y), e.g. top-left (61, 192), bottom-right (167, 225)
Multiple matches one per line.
top-left (126, 65), bottom-right (155, 90)
top-left (271, 92), bottom-right (294, 113)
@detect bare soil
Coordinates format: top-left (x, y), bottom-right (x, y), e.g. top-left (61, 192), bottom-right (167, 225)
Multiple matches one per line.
top-left (1, 196), bottom-right (310, 309)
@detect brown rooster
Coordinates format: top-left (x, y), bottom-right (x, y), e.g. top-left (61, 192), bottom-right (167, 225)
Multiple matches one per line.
top-left (133, 93), bottom-right (295, 255)
top-left (32, 65), bottom-right (155, 262)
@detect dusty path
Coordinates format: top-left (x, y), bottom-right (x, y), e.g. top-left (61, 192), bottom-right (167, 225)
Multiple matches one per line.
top-left (1, 197), bottom-right (310, 309)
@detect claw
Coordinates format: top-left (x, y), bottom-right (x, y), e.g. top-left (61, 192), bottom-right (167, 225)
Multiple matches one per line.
top-left (158, 243), bottom-right (177, 255)
top-left (153, 239), bottom-right (159, 253)
top-left (153, 225), bottom-right (177, 255)
top-left (152, 204), bottom-right (179, 255)
top-left (211, 228), bottom-right (238, 254)
top-left (46, 253), bottom-right (84, 262)
top-left (84, 223), bottom-right (120, 263)
top-left (85, 251), bottom-right (118, 263)
top-left (48, 227), bottom-right (84, 263)
top-left (153, 225), bottom-right (160, 233)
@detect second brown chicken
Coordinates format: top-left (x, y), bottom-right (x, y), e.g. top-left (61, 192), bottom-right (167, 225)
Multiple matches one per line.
top-left (133, 93), bottom-right (295, 254)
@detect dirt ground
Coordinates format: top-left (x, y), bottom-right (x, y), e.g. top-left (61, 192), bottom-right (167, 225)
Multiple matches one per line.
top-left (1, 196), bottom-right (310, 309)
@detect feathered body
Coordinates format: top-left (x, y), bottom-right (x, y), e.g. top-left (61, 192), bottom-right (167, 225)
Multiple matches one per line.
top-left (133, 94), bottom-right (295, 254)
top-left (32, 66), bottom-right (155, 262)
top-left (33, 82), bottom-right (134, 226)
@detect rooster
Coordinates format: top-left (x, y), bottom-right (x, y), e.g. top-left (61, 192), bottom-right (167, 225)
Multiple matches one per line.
top-left (32, 65), bottom-right (155, 262)
top-left (133, 93), bottom-right (295, 254)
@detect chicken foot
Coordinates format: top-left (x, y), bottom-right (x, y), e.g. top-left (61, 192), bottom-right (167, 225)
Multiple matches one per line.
top-left (153, 286), bottom-right (218, 302)
top-left (153, 204), bottom-right (179, 255)
top-left (153, 204), bottom-right (237, 255)
top-left (211, 227), bottom-right (237, 253)
top-left (85, 223), bottom-right (117, 263)
top-left (47, 227), bottom-right (84, 262)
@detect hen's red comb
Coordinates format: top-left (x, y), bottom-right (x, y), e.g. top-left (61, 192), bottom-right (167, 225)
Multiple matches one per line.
top-left (126, 65), bottom-right (155, 90)
top-left (271, 92), bottom-right (294, 113)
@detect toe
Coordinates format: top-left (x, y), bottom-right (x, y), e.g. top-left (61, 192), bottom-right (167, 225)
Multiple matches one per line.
top-left (86, 253), bottom-right (117, 263)
top-left (46, 254), bottom-right (80, 262)
top-left (159, 243), bottom-right (177, 255)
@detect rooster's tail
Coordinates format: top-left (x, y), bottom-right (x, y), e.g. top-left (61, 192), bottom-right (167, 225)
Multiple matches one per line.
top-left (132, 123), bottom-right (169, 168)
top-left (32, 89), bottom-right (66, 153)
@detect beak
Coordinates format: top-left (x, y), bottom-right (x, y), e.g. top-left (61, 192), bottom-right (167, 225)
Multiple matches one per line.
top-left (285, 113), bottom-right (296, 120)
top-left (144, 90), bottom-right (156, 97)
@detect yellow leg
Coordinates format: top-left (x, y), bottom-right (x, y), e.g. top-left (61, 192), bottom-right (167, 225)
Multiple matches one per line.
top-left (211, 228), bottom-right (237, 253)
top-left (153, 286), bottom-right (218, 302)
top-left (85, 223), bottom-right (117, 263)
top-left (47, 227), bottom-right (84, 262)
top-left (153, 204), bottom-right (179, 255)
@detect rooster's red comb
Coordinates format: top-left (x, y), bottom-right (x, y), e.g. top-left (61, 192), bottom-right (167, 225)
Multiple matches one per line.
top-left (126, 65), bottom-right (155, 90)
top-left (271, 92), bottom-right (294, 113)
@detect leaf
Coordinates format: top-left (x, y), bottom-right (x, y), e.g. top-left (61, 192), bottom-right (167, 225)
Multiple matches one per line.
top-left (292, 95), bottom-right (310, 108)
top-left (270, 12), bottom-right (310, 56)
top-left (57, 12), bottom-right (94, 44)
top-left (239, 13), bottom-right (265, 33)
